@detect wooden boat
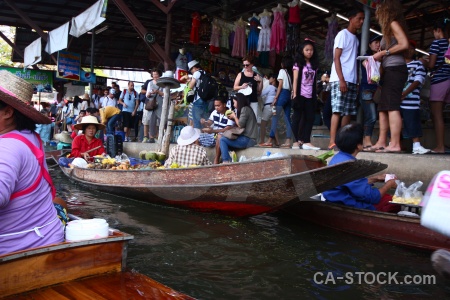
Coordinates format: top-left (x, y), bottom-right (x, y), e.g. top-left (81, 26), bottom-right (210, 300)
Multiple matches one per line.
top-left (284, 200), bottom-right (450, 251)
top-left (0, 220), bottom-right (193, 299)
top-left (53, 154), bottom-right (387, 217)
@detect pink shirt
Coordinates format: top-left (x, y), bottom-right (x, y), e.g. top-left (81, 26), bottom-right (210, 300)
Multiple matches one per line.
top-left (0, 130), bottom-right (64, 254)
top-left (300, 63), bottom-right (315, 99)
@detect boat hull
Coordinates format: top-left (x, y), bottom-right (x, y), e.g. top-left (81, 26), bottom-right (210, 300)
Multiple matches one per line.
top-left (57, 155), bottom-right (387, 216)
top-left (285, 201), bottom-right (450, 251)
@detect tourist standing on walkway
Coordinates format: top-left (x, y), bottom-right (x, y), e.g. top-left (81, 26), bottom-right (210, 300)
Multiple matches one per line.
top-left (370, 0), bottom-right (409, 153)
top-left (188, 60), bottom-right (208, 129)
top-left (142, 68), bottom-right (163, 143)
top-left (258, 73), bottom-right (277, 146)
top-left (360, 34), bottom-right (382, 150)
top-left (292, 39), bottom-right (320, 150)
top-left (401, 40), bottom-right (430, 154)
top-left (118, 81), bottom-right (139, 142)
top-left (270, 56), bottom-right (294, 149)
top-left (327, 9), bottom-right (365, 151)
top-left (0, 70), bottom-right (64, 254)
top-left (427, 19), bottom-right (450, 154)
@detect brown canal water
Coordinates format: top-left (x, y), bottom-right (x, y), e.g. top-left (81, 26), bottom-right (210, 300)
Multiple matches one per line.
top-left (50, 167), bottom-right (450, 299)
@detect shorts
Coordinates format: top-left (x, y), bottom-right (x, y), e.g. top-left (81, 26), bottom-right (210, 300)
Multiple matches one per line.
top-left (378, 65), bottom-right (408, 111)
top-left (199, 133), bottom-right (216, 147)
top-left (261, 104), bottom-right (273, 121)
top-left (142, 109), bottom-right (152, 125)
top-left (401, 108), bottom-right (422, 139)
top-left (122, 111), bottom-right (133, 128)
top-left (330, 81), bottom-right (358, 115)
top-left (429, 79), bottom-right (450, 103)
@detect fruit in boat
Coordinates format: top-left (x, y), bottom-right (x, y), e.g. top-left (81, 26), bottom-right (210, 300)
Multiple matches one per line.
top-left (155, 152), bottom-right (166, 162)
top-left (139, 150), bottom-right (147, 160)
top-left (145, 151), bottom-right (157, 161)
top-left (169, 162), bottom-right (179, 169)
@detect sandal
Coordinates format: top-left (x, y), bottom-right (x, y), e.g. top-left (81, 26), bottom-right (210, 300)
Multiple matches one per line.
top-left (258, 142), bottom-right (274, 147)
top-left (280, 143), bottom-right (291, 149)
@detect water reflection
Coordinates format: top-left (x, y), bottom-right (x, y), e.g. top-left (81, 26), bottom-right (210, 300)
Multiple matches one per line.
top-left (50, 168), bottom-right (449, 299)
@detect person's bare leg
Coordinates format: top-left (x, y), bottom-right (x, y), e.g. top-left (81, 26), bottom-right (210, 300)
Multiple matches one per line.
top-left (384, 110), bottom-right (402, 151)
top-left (259, 120), bottom-right (267, 144)
top-left (430, 102), bottom-right (445, 153)
top-left (373, 111), bottom-right (388, 149)
top-left (328, 112), bottom-right (341, 148)
top-left (214, 134), bottom-right (222, 164)
top-left (341, 115), bottom-right (351, 127)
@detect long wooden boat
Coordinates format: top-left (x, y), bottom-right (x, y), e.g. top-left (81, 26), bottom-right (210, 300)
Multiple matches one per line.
top-left (284, 200), bottom-right (450, 251)
top-left (0, 222), bottom-right (193, 299)
top-left (53, 154), bottom-right (387, 217)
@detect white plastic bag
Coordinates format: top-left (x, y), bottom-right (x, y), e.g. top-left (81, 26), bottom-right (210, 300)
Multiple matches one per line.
top-left (366, 56), bottom-right (381, 84)
top-left (392, 180), bottom-right (423, 205)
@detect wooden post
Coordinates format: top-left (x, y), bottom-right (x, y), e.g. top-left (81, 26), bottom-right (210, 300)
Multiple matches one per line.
top-left (157, 86), bottom-right (171, 152)
top-left (161, 99), bottom-right (175, 155)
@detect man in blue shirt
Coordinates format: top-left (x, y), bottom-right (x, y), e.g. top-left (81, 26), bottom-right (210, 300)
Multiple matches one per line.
top-left (323, 123), bottom-right (399, 212)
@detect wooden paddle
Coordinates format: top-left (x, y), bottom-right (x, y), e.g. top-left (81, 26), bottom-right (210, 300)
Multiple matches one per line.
top-left (85, 146), bottom-right (102, 154)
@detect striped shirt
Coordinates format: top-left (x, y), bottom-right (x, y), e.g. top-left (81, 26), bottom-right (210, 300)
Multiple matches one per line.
top-left (429, 38), bottom-right (450, 84)
top-left (209, 110), bottom-right (235, 130)
top-left (401, 60), bottom-right (426, 110)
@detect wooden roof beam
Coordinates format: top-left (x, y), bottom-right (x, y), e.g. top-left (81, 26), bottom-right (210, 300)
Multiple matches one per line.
top-left (111, 0), bottom-right (174, 68)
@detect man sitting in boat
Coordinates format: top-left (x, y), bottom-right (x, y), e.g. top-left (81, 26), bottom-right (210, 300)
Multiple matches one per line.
top-left (0, 70), bottom-right (64, 254)
top-left (70, 116), bottom-right (106, 161)
top-left (164, 126), bottom-right (211, 168)
top-left (322, 123), bottom-right (400, 212)
top-left (199, 97), bottom-right (235, 164)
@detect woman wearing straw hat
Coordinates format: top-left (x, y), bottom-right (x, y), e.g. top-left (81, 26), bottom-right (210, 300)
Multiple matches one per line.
top-left (70, 115), bottom-right (106, 161)
top-left (0, 70), bottom-right (64, 254)
top-left (164, 126), bottom-right (211, 168)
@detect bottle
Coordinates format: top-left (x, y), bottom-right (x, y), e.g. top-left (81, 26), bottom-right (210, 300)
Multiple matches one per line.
top-left (271, 106), bottom-right (276, 115)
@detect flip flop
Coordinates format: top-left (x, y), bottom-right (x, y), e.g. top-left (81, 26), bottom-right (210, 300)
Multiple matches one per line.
top-left (258, 142), bottom-right (274, 147)
top-left (363, 146), bottom-right (384, 152)
top-left (280, 143), bottom-right (291, 149)
top-left (375, 148), bottom-right (404, 153)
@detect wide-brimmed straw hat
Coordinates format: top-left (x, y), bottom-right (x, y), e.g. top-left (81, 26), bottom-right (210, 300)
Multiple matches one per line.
top-left (73, 115), bottom-right (106, 130)
top-left (0, 70), bottom-right (50, 124)
top-left (54, 131), bottom-right (73, 144)
top-left (177, 126), bottom-right (200, 146)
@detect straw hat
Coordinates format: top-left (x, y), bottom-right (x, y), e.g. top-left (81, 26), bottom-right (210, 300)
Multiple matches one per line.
top-left (82, 93), bottom-right (90, 100)
top-left (74, 115), bottom-right (106, 130)
top-left (177, 126), bottom-right (200, 146)
top-left (0, 70), bottom-right (50, 124)
top-left (54, 131), bottom-right (73, 144)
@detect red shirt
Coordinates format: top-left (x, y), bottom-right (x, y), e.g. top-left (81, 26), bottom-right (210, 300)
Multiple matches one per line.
top-left (70, 135), bottom-right (105, 158)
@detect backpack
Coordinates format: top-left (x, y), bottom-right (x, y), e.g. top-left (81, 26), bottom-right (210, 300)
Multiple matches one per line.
top-left (123, 89), bottom-right (138, 98)
top-left (196, 71), bottom-right (219, 101)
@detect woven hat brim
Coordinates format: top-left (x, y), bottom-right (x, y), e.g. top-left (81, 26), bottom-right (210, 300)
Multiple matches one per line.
top-left (0, 89), bottom-right (51, 124)
top-left (73, 122), bottom-right (106, 131)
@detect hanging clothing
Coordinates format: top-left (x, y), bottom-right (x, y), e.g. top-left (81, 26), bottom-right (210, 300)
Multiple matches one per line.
top-left (325, 15), bottom-right (339, 64)
top-left (220, 25), bottom-right (230, 49)
top-left (232, 20), bottom-right (246, 58)
top-left (286, 23), bottom-right (301, 57)
top-left (210, 22), bottom-right (221, 54)
top-left (257, 15), bottom-right (272, 52)
top-left (270, 10), bottom-right (287, 54)
top-left (247, 17), bottom-right (260, 56)
top-left (288, 5), bottom-right (301, 24)
top-left (190, 12), bottom-right (201, 45)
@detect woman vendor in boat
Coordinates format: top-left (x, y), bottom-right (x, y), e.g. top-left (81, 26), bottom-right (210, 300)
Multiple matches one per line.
top-left (322, 123), bottom-right (400, 212)
top-left (0, 70), bottom-right (64, 254)
top-left (164, 126), bottom-right (211, 167)
top-left (219, 93), bottom-right (257, 163)
top-left (70, 115), bottom-right (106, 161)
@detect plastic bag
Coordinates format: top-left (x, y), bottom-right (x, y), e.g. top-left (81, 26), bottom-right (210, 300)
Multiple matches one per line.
top-left (392, 180), bottom-right (423, 205)
top-left (115, 153), bottom-right (130, 164)
top-left (366, 56), bottom-right (381, 84)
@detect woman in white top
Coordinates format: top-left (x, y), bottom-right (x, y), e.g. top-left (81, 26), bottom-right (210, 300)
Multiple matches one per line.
top-left (267, 56), bottom-right (294, 148)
